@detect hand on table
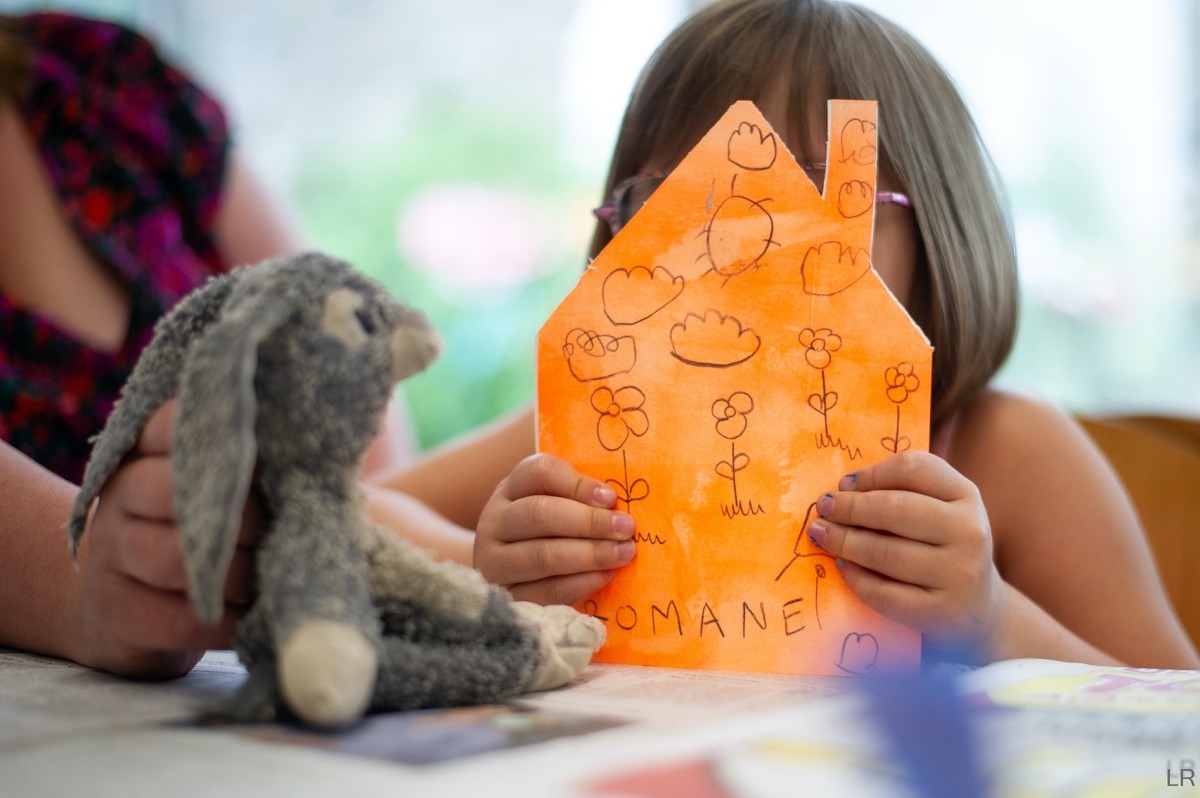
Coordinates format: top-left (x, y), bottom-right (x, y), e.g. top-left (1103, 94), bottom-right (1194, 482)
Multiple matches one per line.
top-left (73, 400), bottom-right (260, 678)
top-left (475, 453), bottom-right (637, 606)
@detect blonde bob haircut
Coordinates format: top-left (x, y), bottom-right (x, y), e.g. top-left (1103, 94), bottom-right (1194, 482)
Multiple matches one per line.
top-left (589, 0), bottom-right (1019, 426)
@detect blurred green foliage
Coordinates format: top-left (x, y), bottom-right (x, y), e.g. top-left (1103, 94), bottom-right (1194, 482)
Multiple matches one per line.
top-left (293, 99), bottom-right (586, 450)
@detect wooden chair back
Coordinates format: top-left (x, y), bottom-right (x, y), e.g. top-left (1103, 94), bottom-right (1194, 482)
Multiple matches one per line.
top-left (1078, 415), bottom-right (1200, 650)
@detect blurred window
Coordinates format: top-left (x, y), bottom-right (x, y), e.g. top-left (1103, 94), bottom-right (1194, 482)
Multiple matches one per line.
top-left (5, 0), bottom-right (1195, 446)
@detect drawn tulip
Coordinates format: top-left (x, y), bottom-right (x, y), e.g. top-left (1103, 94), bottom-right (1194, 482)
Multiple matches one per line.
top-left (799, 327), bottom-right (841, 437)
top-left (590, 385), bottom-right (649, 510)
top-left (711, 391), bottom-right (762, 518)
top-left (882, 362), bottom-right (919, 453)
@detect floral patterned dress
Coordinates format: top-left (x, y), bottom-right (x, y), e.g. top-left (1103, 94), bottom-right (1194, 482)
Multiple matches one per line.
top-left (0, 13), bottom-right (229, 483)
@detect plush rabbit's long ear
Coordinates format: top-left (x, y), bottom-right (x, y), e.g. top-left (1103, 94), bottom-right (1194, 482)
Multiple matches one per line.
top-left (173, 294), bottom-right (288, 624)
top-left (67, 274), bottom-right (237, 558)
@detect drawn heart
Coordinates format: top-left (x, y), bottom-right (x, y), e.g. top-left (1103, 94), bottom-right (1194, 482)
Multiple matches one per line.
top-left (807, 392), bottom-right (838, 414)
top-left (881, 436), bottom-right (911, 453)
top-left (837, 632), bottom-right (879, 675)
top-left (626, 479), bottom-right (650, 503)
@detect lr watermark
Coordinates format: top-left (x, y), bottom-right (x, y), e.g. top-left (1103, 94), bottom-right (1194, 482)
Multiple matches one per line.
top-left (1168, 760), bottom-right (1196, 788)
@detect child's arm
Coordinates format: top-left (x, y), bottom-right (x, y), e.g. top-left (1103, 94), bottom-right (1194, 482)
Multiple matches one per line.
top-left (367, 406), bottom-right (637, 599)
top-left (810, 389), bottom-right (1199, 668)
top-left (369, 405), bottom-right (539, 537)
top-left (0, 403), bottom-right (256, 677)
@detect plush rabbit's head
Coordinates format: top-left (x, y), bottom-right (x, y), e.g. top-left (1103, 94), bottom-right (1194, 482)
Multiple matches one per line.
top-left (187, 256), bottom-right (437, 467)
top-left (169, 253), bottom-right (441, 621)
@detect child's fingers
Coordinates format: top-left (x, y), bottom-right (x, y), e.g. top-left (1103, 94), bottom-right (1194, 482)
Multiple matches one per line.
top-left (838, 450), bottom-right (972, 502)
top-left (834, 559), bottom-right (932, 630)
top-left (493, 494), bottom-right (634, 545)
top-left (815, 489), bottom-right (951, 546)
top-left (501, 453), bottom-right (616, 509)
top-left (808, 520), bottom-right (936, 585)
top-left (508, 570), bottom-right (618, 607)
top-left (488, 536), bottom-right (636, 586)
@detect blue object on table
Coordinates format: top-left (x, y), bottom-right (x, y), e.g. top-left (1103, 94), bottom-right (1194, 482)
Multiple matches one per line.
top-left (857, 666), bottom-right (989, 798)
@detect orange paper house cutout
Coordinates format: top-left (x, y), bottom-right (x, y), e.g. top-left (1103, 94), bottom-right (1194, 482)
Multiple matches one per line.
top-left (537, 100), bottom-right (931, 676)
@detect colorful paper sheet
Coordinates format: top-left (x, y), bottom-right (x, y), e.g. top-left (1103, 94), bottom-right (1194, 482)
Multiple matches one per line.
top-left (537, 100), bottom-right (930, 675)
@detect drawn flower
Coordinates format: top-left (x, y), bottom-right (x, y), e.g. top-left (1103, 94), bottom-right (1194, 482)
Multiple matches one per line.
top-left (884, 362), bottom-right (920, 404)
top-left (712, 391), bottom-right (754, 440)
top-left (591, 386), bottom-right (649, 451)
top-left (797, 327), bottom-right (842, 369)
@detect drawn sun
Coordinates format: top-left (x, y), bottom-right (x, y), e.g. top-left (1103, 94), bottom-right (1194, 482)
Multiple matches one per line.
top-left (699, 175), bottom-right (781, 282)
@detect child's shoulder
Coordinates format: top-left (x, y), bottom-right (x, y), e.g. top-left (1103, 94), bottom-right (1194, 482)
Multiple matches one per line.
top-left (940, 384), bottom-right (1108, 511)
top-left (955, 386), bottom-right (1080, 441)
top-left (948, 386), bottom-right (1123, 537)
top-left (953, 386), bottom-right (1090, 457)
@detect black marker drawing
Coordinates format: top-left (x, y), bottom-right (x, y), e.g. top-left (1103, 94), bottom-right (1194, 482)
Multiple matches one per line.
top-left (669, 309), bottom-right (761, 368)
top-left (882, 362), bottom-right (919, 454)
top-left (798, 327), bottom-right (863, 460)
top-left (700, 175), bottom-right (781, 283)
top-left (582, 599), bottom-right (608, 623)
top-left (602, 266), bottom-right (685, 326)
top-left (774, 501), bottom-right (835, 627)
top-left (727, 120), bottom-right (778, 170)
top-left (564, 328), bottom-right (636, 382)
top-left (839, 118), bottom-right (878, 166)
top-left (835, 118), bottom-right (877, 219)
top-left (836, 632), bottom-right (880, 675)
top-left (712, 391), bottom-right (764, 518)
top-left (799, 326), bottom-right (841, 437)
top-left (591, 385), bottom-right (652, 516)
top-left (836, 180), bottom-right (875, 219)
top-left (800, 241), bottom-right (872, 296)
top-left (813, 563), bottom-right (827, 630)
top-left (593, 385), bottom-right (648, 452)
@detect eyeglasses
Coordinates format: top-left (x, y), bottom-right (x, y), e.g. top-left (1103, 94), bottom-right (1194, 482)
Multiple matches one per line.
top-left (592, 173), bottom-right (669, 236)
top-left (592, 164), bottom-right (911, 236)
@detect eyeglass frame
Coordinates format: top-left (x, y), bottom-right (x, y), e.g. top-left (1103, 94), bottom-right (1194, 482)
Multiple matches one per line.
top-left (592, 165), bottom-right (912, 236)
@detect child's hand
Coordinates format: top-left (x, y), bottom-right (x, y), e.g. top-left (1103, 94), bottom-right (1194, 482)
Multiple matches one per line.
top-left (475, 453), bottom-right (637, 606)
top-left (807, 450), bottom-right (1005, 656)
top-left (74, 400), bottom-right (259, 678)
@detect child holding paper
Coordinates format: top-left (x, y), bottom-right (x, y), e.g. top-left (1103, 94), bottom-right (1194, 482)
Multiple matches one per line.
top-left (382, 0), bottom-right (1198, 669)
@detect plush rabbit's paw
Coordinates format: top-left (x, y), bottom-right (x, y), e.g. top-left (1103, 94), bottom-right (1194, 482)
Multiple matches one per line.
top-left (279, 620), bottom-right (377, 728)
top-left (513, 602), bottom-right (606, 692)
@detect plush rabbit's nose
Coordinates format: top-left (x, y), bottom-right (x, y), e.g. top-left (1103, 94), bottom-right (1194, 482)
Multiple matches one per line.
top-left (389, 319), bottom-right (442, 382)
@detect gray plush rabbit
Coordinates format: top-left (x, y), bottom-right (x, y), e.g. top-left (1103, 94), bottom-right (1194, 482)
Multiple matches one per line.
top-left (67, 252), bottom-right (604, 727)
